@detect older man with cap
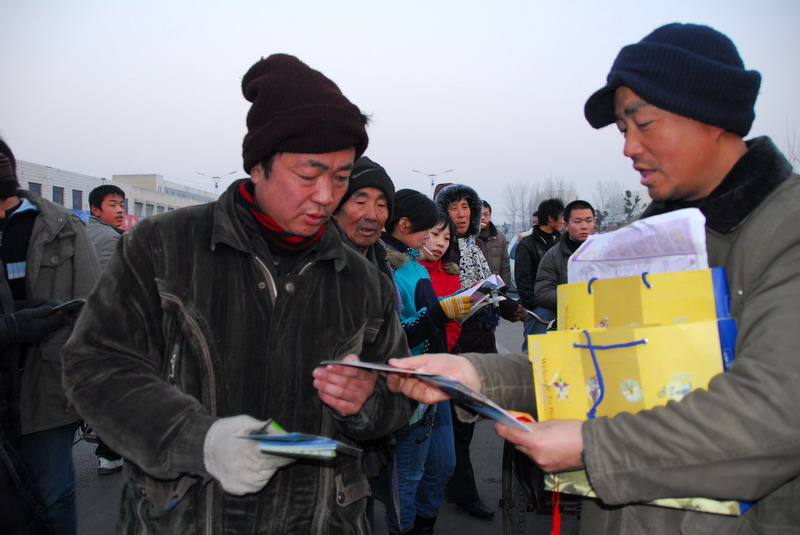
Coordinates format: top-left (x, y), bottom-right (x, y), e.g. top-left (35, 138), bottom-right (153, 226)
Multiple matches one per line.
top-left (386, 23), bottom-right (800, 534)
top-left (333, 156), bottom-right (396, 282)
top-left (62, 54), bottom-right (414, 534)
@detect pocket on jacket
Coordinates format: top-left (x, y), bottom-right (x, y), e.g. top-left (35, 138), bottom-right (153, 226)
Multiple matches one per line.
top-left (362, 317), bottom-right (383, 344)
top-left (40, 242), bottom-right (75, 268)
top-left (335, 467), bottom-right (370, 507)
top-left (335, 327), bottom-right (365, 359)
top-left (128, 465), bottom-right (199, 515)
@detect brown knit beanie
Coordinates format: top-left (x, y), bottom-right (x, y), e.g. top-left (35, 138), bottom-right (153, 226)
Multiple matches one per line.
top-left (241, 54), bottom-right (369, 174)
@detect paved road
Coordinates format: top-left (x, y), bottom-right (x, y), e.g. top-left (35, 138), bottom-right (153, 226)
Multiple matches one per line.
top-left (74, 319), bottom-right (579, 534)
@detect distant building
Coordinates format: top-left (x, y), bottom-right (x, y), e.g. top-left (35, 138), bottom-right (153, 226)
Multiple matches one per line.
top-left (16, 161), bottom-right (219, 229)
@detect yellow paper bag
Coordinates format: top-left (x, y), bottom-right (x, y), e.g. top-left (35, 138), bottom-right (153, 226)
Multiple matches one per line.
top-left (529, 322), bottom-right (726, 422)
top-left (557, 268), bottom-right (728, 330)
top-left (527, 318), bottom-right (747, 515)
top-left (545, 470), bottom-right (749, 515)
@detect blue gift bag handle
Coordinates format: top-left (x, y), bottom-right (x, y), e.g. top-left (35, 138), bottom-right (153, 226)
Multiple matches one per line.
top-left (574, 330), bottom-right (648, 419)
top-left (586, 272), bottom-right (651, 295)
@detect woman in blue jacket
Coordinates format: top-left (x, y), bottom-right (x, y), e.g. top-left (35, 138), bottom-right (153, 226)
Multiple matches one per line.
top-left (379, 189), bottom-right (470, 534)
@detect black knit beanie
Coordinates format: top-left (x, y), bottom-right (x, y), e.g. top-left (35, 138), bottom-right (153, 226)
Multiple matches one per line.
top-left (0, 145), bottom-right (19, 199)
top-left (241, 54), bottom-right (369, 174)
top-left (337, 156), bottom-right (395, 219)
top-left (584, 23), bottom-right (761, 136)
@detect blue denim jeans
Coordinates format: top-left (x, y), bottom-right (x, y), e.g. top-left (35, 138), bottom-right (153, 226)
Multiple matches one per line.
top-left (19, 422), bottom-right (80, 535)
top-left (521, 306), bottom-right (552, 351)
top-left (384, 401), bottom-right (456, 532)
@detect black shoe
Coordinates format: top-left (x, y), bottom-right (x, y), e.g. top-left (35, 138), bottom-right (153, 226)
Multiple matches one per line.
top-left (411, 514), bottom-right (437, 535)
top-left (456, 500), bottom-right (495, 519)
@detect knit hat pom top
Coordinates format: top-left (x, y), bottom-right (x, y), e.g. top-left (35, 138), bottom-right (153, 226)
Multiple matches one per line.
top-left (241, 54), bottom-right (369, 174)
top-left (584, 23), bottom-right (761, 136)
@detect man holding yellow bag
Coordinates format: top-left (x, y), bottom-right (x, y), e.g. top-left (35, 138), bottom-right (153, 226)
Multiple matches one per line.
top-left (387, 23), bottom-right (800, 533)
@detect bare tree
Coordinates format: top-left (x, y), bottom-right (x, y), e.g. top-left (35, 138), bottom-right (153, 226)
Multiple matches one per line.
top-left (528, 174), bottom-right (577, 216)
top-left (503, 175), bottom-right (576, 235)
top-left (787, 123), bottom-right (799, 168)
top-left (592, 179), bottom-right (626, 227)
top-left (502, 179), bottom-right (530, 234)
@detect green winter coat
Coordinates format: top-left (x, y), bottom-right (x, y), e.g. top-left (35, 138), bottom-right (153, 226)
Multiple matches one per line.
top-left (465, 137), bottom-right (800, 534)
top-left (17, 190), bottom-right (100, 434)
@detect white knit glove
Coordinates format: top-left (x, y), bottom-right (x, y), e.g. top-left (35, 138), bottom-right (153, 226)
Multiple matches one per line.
top-left (203, 415), bottom-right (295, 495)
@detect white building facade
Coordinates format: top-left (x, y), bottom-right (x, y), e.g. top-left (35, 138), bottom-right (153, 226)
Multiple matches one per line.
top-left (16, 161), bottom-right (219, 226)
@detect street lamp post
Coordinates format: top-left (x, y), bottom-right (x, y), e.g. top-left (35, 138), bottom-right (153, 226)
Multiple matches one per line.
top-left (197, 170), bottom-right (237, 194)
top-left (411, 168), bottom-right (454, 198)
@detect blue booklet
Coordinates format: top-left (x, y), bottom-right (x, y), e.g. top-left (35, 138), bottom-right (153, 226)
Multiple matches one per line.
top-left (241, 422), bottom-right (362, 460)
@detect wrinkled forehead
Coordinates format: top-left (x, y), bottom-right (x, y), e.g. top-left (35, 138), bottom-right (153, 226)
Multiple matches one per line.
top-left (614, 86), bottom-right (655, 120)
top-left (351, 186), bottom-right (387, 200)
top-left (448, 197), bottom-right (471, 209)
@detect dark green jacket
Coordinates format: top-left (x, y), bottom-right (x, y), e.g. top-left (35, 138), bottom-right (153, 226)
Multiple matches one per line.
top-left (62, 180), bottom-right (414, 534)
top-left (467, 137), bottom-right (800, 534)
top-left (16, 191), bottom-right (100, 434)
top-left (534, 233), bottom-right (577, 313)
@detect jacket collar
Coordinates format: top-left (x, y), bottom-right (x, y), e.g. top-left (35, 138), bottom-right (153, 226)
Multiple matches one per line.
top-left (211, 179), bottom-right (349, 271)
top-left (89, 214), bottom-right (124, 234)
top-left (380, 232), bottom-right (419, 258)
top-left (533, 225), bottom-right (559, 244)
top-left (642, 137), bottom-right (793, 233)
top-left (17, 190), bottom-right (70, 236)
top-left (478, 221), bottom-right (498, 240)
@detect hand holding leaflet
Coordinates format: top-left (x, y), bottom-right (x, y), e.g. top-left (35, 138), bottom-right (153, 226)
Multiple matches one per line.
top-left (456, 274), bottom-right (506, 323)
top-left (320, 359), bottom-right (533, 432)
top-left (204, 415), bottom-right (295, 495)
top-left (241, 421), bottom-right (362, 460)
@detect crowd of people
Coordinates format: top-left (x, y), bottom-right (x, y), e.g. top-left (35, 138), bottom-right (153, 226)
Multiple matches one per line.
top-left (0, 21), bottom-right (797, 535)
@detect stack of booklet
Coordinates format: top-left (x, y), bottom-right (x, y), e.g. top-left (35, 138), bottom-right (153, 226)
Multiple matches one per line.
top-left (240, 421), bottom-right (362, 460)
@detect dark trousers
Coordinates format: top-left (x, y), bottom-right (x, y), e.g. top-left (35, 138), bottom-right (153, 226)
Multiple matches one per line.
top-left (445, 402), bottom-right (479, 503)
top-left (446, 315), bottom-right (497, 505)
top-left (19, 422), bottom-right (80, 535)
top-left (95, 436), bottom-right (121, 460)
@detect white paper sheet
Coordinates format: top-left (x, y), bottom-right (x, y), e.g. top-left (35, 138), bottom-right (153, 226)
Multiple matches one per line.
top-left (567, 208), bottom-right (708, 283)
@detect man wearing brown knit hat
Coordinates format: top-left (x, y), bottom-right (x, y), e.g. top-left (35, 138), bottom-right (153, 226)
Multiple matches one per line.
top-left (63, 54), bottom-right (414, 534)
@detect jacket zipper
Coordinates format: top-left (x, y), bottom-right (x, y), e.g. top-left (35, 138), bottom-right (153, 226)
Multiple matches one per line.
top-left (311, 408), bottom-right (334, 535)
top-left (255, 255), bottom-right (335, 532)
top-left (253, 256), bottom-right (278, 304)
top-left (158, 291), bottom-right (217, 535)
top-left (168, 342), bottom-right (179, 385)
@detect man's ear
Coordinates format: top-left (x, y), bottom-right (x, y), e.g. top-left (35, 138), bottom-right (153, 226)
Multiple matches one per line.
top-left (90, 206), bottom-right (100, 217)
top-left (709, 125), bottom-right (726, 141)
top-left (250, 162), bottom-right (265, 183)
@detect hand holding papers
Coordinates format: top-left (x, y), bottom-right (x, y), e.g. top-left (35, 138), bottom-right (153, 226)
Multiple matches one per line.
top-left (240, 420), bottom-right (362, 460)
top-left (461, 274), bottom-right (505, 300)
top-left (458, 275), bottom-right (506, 323)
top-left (323, 359), bottom-right (533, 432)
top-left (313, 355), bottom-right (378, 416)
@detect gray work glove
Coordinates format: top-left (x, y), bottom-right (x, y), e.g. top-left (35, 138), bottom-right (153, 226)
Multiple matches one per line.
top-left (203, 415), bottom-right (295, 495)
top-left (8, 304), bottom-right (70, 344)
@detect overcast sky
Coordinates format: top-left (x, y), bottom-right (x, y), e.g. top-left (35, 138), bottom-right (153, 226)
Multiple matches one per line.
top-left (2, 0), bottom-right (798, 223)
